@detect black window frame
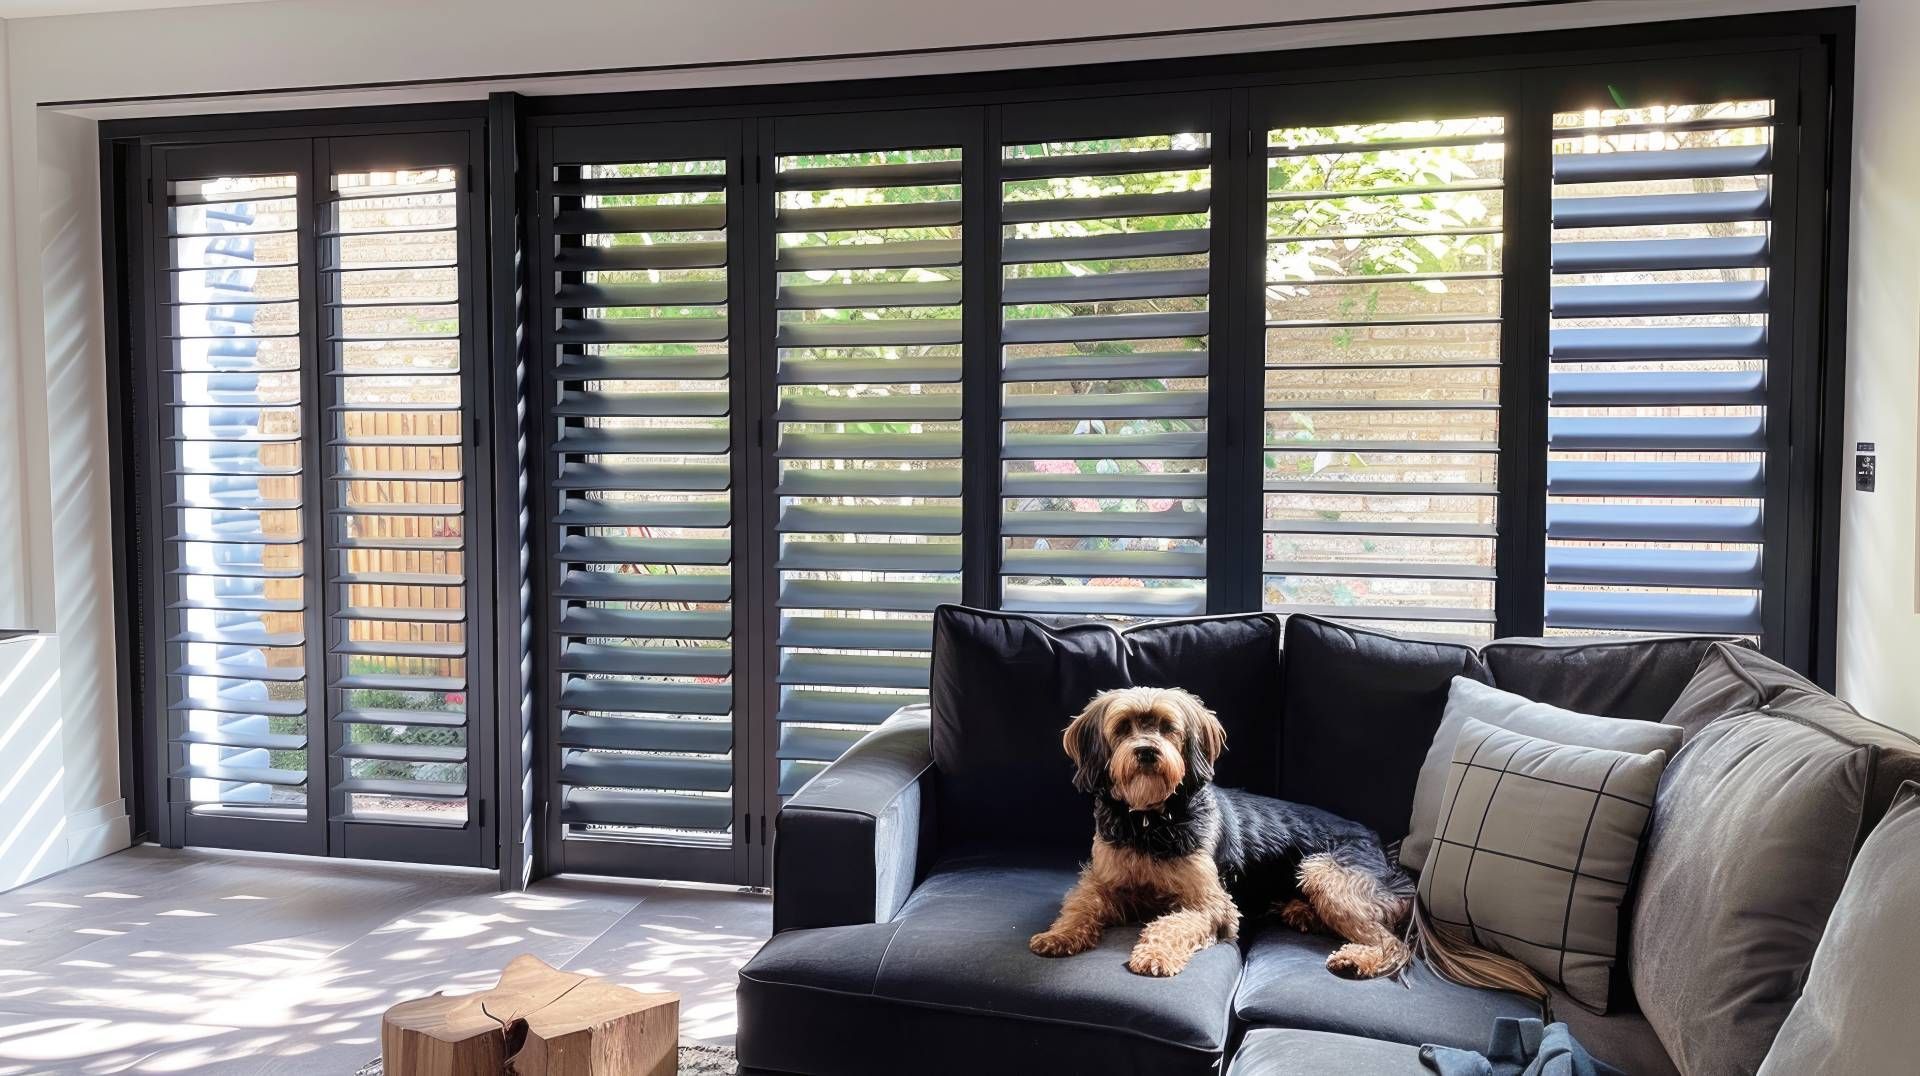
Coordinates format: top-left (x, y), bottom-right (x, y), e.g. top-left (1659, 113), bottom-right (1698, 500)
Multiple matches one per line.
top-left (100, 9), bottom-right (1854, 889)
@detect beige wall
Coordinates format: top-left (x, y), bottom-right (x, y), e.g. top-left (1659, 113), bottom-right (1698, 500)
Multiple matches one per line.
top-left (1836, 0), bottom-right (1920, 729)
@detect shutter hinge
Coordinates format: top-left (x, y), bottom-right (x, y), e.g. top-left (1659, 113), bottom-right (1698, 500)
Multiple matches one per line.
top-left (476, 799), bottom-right (485, 827)
top-left (1247, 127), bottom-right (1257, 159)
top-left (761, 813), bottom-right (769, 846)
top-left (742, 811), bottom-right (750, 845)
top-left (147, 176), bottom-right (160, 205)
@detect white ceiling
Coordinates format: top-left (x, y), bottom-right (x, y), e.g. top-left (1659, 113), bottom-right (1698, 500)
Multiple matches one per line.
top-left (0, 0), bottom-right (271, 18)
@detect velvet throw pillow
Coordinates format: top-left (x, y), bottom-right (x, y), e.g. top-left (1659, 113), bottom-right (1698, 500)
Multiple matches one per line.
top-left (1418, 719), bottom-right (1668, 1013)
top-left (1401, 678), bottom-right (1683, 873)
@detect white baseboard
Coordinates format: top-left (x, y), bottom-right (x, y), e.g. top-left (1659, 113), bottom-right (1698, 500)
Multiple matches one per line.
top-left (65, 799), bottom-right (130, 867)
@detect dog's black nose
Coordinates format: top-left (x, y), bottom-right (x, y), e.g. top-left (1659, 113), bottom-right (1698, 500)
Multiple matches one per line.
top-left (1134, 745), bottom-right (1159, 766)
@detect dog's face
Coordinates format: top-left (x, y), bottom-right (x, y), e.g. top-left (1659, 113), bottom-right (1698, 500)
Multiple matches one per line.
top-left (1062, 687), bottom-right (1226, 812)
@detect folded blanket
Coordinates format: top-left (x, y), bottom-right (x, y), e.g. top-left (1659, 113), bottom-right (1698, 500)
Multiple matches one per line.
top-left (1420, 1018), bottom-right (1625, 1076)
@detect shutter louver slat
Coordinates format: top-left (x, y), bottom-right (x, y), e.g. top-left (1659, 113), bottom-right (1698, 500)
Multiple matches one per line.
top-left (548, 151), bottom-right (737, 847)
top-left (772, 139), bottom-right (963, 796)
top-left (164, 170), bottom-right (314, 823)
top-left (1260, 114), bottom-right (1506, 636)
top-left (1546, 100), bottom-right (1773, 638)
top-left (1000, 125), bottom-right (1211, 615)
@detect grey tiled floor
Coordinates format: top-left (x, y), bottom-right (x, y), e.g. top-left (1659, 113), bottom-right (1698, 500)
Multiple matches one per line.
top-left (0, 846), bottom-right (769, 1074)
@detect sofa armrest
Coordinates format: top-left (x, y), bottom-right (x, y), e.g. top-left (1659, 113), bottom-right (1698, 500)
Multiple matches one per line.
top-left (772, 705), bottom-right (935, 933)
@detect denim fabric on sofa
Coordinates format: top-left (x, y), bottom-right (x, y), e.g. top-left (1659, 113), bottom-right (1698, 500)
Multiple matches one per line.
top-left (736, 607), bottom-right (1914, 1075)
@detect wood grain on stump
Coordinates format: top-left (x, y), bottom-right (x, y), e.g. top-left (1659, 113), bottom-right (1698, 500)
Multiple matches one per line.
top-left (381, 954), bottom-right (677, 1076)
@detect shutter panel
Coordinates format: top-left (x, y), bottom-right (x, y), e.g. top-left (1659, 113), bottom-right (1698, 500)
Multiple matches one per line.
top-left (158, 146), bottom-right (325, 853)
top-left (1259, 113), bottom-right (1506, 637)
top-left (998, 102), bottom-right (1213, 616)
top-left (771, 119), bottom-right (967, 797)
top-left (543, 130), bottom-right (743, 856)
top-left (321, 146), bottom-right (479, 843)
top-left (1545, 99), bottom-right (1773, 636)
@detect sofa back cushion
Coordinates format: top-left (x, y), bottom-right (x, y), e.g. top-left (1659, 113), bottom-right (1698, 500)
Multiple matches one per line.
top-left (1124, 613), bottom-right (1284, 796)
top-left (1758, 781), bottom-right (1920, 1076)
top-left (928, 606), bottom-right (1281, 853)
top-left (1631, 704), bottom-right (1875, 1076)
top-left (1663, 642), bottom-right (1920, 846)
top-left (1280, 615), bottom-right (1490, 844)
top-left (1481, 635), bottom-right (1752, 722)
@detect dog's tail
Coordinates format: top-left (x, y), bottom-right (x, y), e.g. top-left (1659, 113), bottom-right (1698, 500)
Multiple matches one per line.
top-left (1405, 899), bottom-right (1552, 1015)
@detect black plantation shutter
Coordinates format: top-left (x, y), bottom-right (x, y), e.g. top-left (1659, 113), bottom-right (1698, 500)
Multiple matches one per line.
top-left (320, 132), bottom-right (490, 865)
top-left (996, 96), bottom-right (1216, 617)
top-left (1543, 91), bottom-right (1779, 637)
top-left (156, 141), bottom-right (326, 854)
top-left (767, 110), bottom-right (974, 798)
top-left (537, 121), bottom-right (747, 882)
top-left (1253, 89), bottom-right (1509, 638)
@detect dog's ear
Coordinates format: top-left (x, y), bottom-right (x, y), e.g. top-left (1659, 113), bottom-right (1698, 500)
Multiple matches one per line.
top-left (1174, 690), bottom-right (1226, 787)
top-left (1063, 693), bottom-right (1113, 794)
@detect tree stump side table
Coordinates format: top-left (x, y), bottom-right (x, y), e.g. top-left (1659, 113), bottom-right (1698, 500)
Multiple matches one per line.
top-left (381, 954), bottom-right (678, 1076)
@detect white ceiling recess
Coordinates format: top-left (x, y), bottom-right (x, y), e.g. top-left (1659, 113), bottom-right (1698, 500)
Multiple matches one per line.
top-left (0, 0), bottom-right (269, 17)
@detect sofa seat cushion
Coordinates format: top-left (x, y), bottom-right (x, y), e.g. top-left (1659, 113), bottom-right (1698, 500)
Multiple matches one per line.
top-left (1226, 1029), bottom-right (1425, 1076)
top-left (1552, 988), bottom-right (1677, 1076)
top-left (738, 852), bottom-right (1241, 1076)
top-left (1232, 921), bottom-right (1536, 1051)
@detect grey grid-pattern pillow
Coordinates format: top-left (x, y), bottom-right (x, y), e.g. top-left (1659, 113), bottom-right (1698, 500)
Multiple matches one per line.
top-left (1417, 718), bottom-right (1668, 1012)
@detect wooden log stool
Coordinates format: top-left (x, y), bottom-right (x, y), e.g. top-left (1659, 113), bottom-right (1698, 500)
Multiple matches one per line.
top-left (382, 954), bottom-right (677, 1075)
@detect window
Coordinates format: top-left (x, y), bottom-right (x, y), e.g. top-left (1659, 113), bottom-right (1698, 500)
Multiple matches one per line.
top-left (1258, 111), bottom-right (1506, 639)
top-left (136, 128), bottom-right (492, 866)
top-left (108, 19), bottom-right (1846, 887)
top-left (536, 121), bottom-right (747, 883)
top-left (998, 99), bottom-right (1215, 617)
top-left (770, 124), bottom-right (968, 801)
top-left (1543, 97), bottom-right (1776, 637)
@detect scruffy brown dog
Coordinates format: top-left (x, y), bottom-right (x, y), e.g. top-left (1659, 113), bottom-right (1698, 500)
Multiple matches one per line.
top-left (1028, 686), bottom-right (1415, 978)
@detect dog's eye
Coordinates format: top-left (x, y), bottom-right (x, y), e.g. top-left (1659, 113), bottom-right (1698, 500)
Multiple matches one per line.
top-left (1160, 719), bottom-right (1176, 735)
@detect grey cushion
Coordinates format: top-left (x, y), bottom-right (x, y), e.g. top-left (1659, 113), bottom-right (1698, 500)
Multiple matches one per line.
top-left (1663, 642), bottom-right (1920, 847)
top-left (1402, 678), bottom-right (1682, 872)
top-left (1631, 707), bottom-right (1874, 1076)
top-left (739, 851), bottom-right (1240, 1076)
top-left (1420, 720), bottom-right (1667, 1012)
top-left (1482, 635), bottom-right (1753, 722)
top-left (1227, 1028), bottom-right (1425, 1076)
top-left (1759, 781), bottom-right (1920, 1076)
top-left (1232, 921), bottom-right (1537, 1051)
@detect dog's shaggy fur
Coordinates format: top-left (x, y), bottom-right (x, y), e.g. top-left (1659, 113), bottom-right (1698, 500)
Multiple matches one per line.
top-left (1029, 686), bottom-right (1416, 979)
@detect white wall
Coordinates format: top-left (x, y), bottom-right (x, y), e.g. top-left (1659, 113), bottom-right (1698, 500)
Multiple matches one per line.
top-left (1836, 0), bottom-right (1920, 727)
top-left (0, 0), bottom-right (1888, 889)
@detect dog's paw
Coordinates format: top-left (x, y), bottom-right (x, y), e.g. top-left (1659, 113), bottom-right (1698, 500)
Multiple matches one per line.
top-left (1325, 943), bottom-right (1400, 979)
top-left (1126, 943), bottom-right (1189, 977)
top-left (1029, 930), bottom-right (1094, 958)
top-left (1277, 898), bottom-right (1323, 934)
